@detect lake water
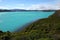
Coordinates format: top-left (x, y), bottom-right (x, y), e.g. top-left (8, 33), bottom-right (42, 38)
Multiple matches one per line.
top-left (0, 11), bottom-right (54, 32)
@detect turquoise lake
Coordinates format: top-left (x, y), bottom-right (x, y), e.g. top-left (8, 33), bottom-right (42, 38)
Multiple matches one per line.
top-left (0, 11), bottom-right (54, 32)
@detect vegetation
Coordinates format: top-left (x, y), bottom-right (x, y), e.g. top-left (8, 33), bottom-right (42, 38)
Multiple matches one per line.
top-left (0, 10), bottom-right (60, 40)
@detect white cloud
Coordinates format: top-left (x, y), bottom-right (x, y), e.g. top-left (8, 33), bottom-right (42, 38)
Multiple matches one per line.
top-left (0, 4), bottom-right (25, 9)
top-left (0, 6), bottom-right (9, 9)
top-left (25, 0), bottom-right (60, 10)
top-left (0, 0), bottom-right (60, 10)
top-left (0, 3), bottom-right (60, 10)
top-left (11, 4), bottom-right (25, 9)
top-left (26, 4), bottom-right (60, 10)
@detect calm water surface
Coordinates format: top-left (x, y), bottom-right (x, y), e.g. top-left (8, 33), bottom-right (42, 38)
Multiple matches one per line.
top-left (0, 11), bottom-right (54, 32)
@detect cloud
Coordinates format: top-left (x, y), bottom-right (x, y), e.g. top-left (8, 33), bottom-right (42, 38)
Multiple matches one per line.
top-left (0, 3), bottom-right (60, 10)
top-left (26, 4), bottom-right (60, 10)
top-left (11, 4), bottom-right (25, 9)
top-left (0, 4), bottom-right (25, 9)
top-left (25, 0), bottom-right (60, 10)
top-left (0, 6), bottom-right (9, 9)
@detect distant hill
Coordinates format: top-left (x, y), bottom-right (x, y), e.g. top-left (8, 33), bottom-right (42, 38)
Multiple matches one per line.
top-left (0, 9), bottom-right (55, 12)
top-left (41, 10), bottom-right (55, 12)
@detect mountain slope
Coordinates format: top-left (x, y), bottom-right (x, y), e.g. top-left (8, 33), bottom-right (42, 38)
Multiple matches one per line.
top-left (19, 10), bottom-right (60, 40)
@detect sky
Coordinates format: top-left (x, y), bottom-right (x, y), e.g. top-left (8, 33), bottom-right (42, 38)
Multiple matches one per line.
top-left (0, 0), bottom-right (60, 10)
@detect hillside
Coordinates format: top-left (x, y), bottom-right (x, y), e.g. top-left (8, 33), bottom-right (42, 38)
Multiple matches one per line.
top-left (0, 10), bottom-right (60, 40)
top-left (20, 10), bottom-right (60, 40)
